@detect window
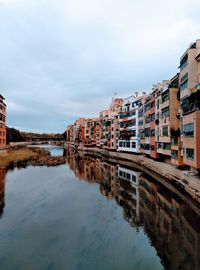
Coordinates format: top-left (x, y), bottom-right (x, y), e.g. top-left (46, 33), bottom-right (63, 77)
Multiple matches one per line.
top-left (163, 143), bottom-right (171, 150)
top-left (139, 120), bottom-right (143, 126)
top-left (180, 80), bottom-right (188, 91)
top-left (139, 110), bottom-right (143, 117)
top-left (171, 150), bottom-right (178, 160)
top-left (184, 123), bottom-right (194, 137)
top-left (126, 173), bottom-right (131, 180)
top-left (162, 126), bottom-right (168, 136)
top-left (151, 129), bottom-right (155, 137)
top-left (132, 142), bottom-right (136, 148)
top-left (162, 91), bottom-right (169, 103)
top-left (186, 148), bottom-right (194, 160)
top-left (145, 128), bottom-right (150, 137)
top-left (151, 101), bottom-right (155, 108)
top-left (162, 107), bottom-right (169, 118)
top-left (131, 130), bottom-right (136, 137)
top-left (132, 175), bottom-right (136, 182)
top-left (126, 141), bottom-right (130, 148)
top-left (144, 144), bottom-right (150, 150)
top-left (180, 73), bottom-right (188, 92)
top-left (151, 113), bottom-right (155, 121)
top-left (119, 141), bottom-right (123, 147)
top-left (144, 102), bottom-right (150, 112)
top-left (151, 145), bottom-right (155, 151)
top-left (156, 100), bottom-right (159, 109)
top-left (171, 137), bottom-right (178, 145)
top-left (180, 55), bottom-right (188, 70)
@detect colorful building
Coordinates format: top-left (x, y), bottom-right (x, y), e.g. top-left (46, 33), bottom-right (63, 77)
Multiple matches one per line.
top-left (100, 98), bottom-right (123, 150)
top-left (180, 39), bottom-right (200, 170)
top-left (66, 39), bottom-right (200, 171)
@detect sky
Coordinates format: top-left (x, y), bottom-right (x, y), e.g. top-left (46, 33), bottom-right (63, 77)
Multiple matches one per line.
top-left (0, 0), bottom-right (200, 133)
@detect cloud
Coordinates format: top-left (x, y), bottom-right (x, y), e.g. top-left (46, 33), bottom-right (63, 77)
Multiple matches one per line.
top-left (0, 0), bottom-right (200, 132)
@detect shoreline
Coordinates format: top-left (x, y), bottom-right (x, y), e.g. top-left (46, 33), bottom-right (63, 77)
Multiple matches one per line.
top-left (0, 146), bottom-right (66, 169)
top-left (70, 145), bottom-right (200, 204)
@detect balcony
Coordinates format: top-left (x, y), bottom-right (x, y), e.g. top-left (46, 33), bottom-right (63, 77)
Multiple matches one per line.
top-left (157, 143), bottom-right (171, 156)
top-left (181, 91), bottom-right (200, 115)
top-left (119, 110), bottom-right (136, 119)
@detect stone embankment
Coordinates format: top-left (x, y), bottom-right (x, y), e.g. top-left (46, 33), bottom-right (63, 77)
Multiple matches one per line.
top-left (76, 146), bottom-right (200, 204)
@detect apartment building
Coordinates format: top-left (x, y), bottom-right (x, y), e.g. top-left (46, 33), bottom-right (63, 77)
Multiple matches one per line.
top-left (143, 95), bottom-right (151, 155)
top-left (138, 99), bottom-right (145, 154)
top-left (84, 118), bottom-right (95, 147)
top-left (74, 118), bottom-right (86, 147)
top-left (100, 98), bottom-right (123, 150)
top-left (118, 94), bottom-right (146, 153)
top-left (169, 74), bottom-right (183, 166)
top-left (93, 119), bottom-right (101, 147)
top-left (151, 77), bottom-right (182, 165)
top-left (149, 88), bottom-right (158, 159)
top-left (179, 39), bottom-right (200, 170)
top-left (155, 80), bottom-right (171, 161)
top-left (66, 124), bottom-right (75, 147)
top-left (0, 95), bottom-right (6, 148)
top-left (66, 38), bottom-right (200, 171)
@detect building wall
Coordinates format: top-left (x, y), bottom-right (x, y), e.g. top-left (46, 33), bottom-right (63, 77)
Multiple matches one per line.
top-left (119, 94), bottom-right (145, 153)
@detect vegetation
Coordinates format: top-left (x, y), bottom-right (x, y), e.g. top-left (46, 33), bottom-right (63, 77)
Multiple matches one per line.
top-left (21, 131), bottom-right (64, 141)
top-left (0, 147), bottom-right (49, 168)
top-left (6, 127), bottom-right (25, 144)
top-left (6, 127), bottom-right (65, 143)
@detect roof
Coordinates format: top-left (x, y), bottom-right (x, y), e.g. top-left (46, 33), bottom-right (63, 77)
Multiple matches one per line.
top-left (0, 94), bottom-right (5, 100)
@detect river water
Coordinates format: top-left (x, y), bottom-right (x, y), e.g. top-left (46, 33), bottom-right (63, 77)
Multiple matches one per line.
top-left (0, 146), bottom-right (200, 270)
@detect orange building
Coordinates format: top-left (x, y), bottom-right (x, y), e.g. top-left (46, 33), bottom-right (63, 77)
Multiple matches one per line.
top-left (100, 98), bottom-right (123, 150)
top-left (0, 95), bottom-right (6, 148)
top-left (66, 124), bottom-right (74, 147)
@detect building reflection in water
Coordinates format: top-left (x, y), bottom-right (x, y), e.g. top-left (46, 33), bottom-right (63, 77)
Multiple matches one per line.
top-left (66, 149), bottom-right (200, 270)
top-left (0, 168), bottom-right (6, 218)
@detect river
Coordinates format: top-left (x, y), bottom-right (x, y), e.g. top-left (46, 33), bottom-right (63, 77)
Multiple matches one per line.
top-left (0, 145), bottom-right (200, 270)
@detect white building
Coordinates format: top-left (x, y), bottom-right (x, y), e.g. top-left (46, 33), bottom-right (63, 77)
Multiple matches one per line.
top-left (118, 94), bottom-right (145, 153)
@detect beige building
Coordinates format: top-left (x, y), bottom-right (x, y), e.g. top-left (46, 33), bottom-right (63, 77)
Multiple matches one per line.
top-left (180, 40), bottom-right (200, 170)
top-left (100, 98), bottom-right (123, 150)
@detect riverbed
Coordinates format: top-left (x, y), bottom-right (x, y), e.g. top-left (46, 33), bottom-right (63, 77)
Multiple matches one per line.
top-left (0, 145), bottom-right (199, 270)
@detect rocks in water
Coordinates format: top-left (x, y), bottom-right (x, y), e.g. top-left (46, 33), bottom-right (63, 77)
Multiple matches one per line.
top-left (15, 155), bottom-right (66, 168)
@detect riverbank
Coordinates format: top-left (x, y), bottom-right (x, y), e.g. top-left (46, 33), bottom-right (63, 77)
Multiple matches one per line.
top-left (74, 146), bottom-right (200, 204)
top-left (0, 147), bottom-right (50, 168)
top-left (0, 143), bottom-right (66, 169)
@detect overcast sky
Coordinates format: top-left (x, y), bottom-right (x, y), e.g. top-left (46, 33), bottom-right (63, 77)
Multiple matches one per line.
top-left (0, 0), bottom-right (200, 133)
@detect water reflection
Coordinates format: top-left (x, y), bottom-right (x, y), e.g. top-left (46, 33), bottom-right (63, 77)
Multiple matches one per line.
top-left (0, 168), bottom-right (6, 217)
top-left (66, 149), bottom-right (200, 270)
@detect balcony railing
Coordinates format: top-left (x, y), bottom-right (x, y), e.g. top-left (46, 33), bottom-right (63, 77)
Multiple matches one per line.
top-left (119, 110), bottom-right (136, 119)
top-left (181, 91), bottom-right (200, 115)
